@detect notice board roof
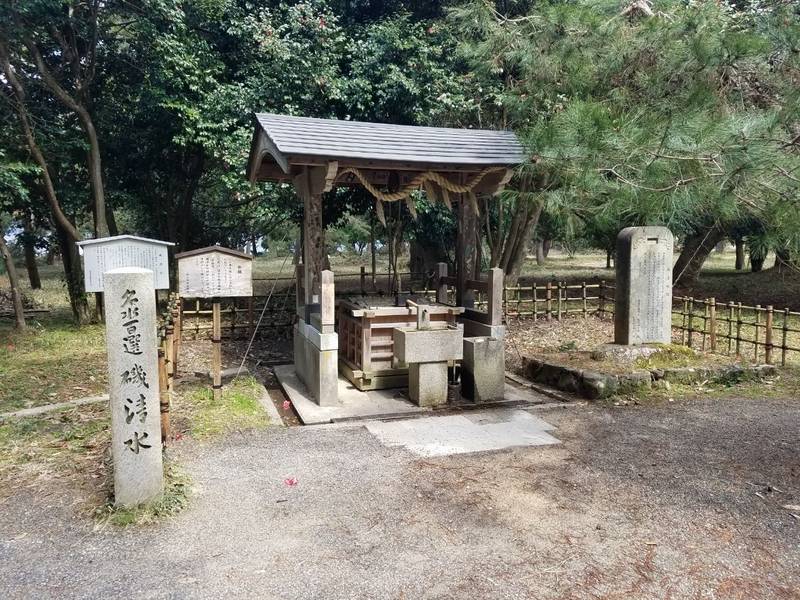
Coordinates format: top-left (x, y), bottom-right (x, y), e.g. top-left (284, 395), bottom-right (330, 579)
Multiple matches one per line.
top-left (76, 235), bottom-right (175, 248)
top-left (174, 246), bottom-right (254, 260)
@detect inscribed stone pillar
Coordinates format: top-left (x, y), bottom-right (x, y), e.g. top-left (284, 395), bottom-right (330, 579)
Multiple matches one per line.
top-left (614, 227), bottom-right (674, 345)
top-left (103, 267), bottom-right (163, 507)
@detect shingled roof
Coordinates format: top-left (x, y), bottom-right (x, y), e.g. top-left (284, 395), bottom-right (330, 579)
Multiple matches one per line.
top-left (247, 113), bottom-right (526, 182)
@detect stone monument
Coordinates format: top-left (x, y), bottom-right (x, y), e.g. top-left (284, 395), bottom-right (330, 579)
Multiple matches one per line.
top-left (614, 226), bottom-right (674, 345)
top-left (103, 267), bottom-right (163, 507)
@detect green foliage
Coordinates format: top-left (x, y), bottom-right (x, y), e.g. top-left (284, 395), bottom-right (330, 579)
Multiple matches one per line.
top-left (449, 0), bottom-right (800, 253)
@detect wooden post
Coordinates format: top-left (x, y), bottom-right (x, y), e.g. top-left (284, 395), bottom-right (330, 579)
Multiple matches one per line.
top-left (435, 262), bottom-right (448, 304)
top-left (212, 298), bottom-right (222, 401)
top-left (166, 324), bottom-right (175, 393)
top-left (687, 297), bottom-right (694, 348)
top-left (295, 263), bottom-right (305, 318)
top-left (701, 301), bottom-right (709, 351)
top-left (735, 302), bottom-right (743, 357)
top-left (754, 305), bottom-right (761, 362)
top-left (556, 282), bottom-right (563, 320)
top-left (456, 191), bottom-right (478, 308)
top-left (765, 305), bottom-right (774, 365)
top-left (581, 281), bottom-right (588, 319)
top-left (158, 345), bottom-right (170, 445)
top-left (531, 283), bottom-right (537, 321)
top-left (727, 301), bottom-right (734, 355)
top-left (546, 281), bottom-right (552, 321)
top-left (681, 297), bottom-right (689, 345)
top-left (360, 266), bottom-right (366, 295)
top-left (194, 299), bottom-right (200, 338)
top-left (708, 297), bottom-right (717, 352)
top-left (247, 296), bottom-right (255, 340)
top-left (598, 280), bottom-right (605, 318)
top-left (781, 308), bottom-right (789, 366)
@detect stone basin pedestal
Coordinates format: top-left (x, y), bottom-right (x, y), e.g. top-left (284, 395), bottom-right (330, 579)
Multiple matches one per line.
top-left (393, 325), bottom-right (463, 407)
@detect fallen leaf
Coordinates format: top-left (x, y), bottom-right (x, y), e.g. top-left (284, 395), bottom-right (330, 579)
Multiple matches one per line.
top-left (284, 477), bottom-right (298, 487)
top-left (782, 504), bottom-right (800, 512)
top-left (282, 400), bottom-right (291, 411)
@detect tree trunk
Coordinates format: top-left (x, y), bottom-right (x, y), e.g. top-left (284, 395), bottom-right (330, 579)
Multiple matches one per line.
top-left (0, 234), bottom-right (26, 330)
top-left (23, 213), bottom-right (41, 289)
top-left (606, 249), bottom-right (614, 269)
top-left (774, 248), bottom-right (794, 273)
top-left (734, 237), bottom-right (745, 271)
top-left (505, 200), bottom-right (544, 285)
top-left (543, 238), bottom-right (552, 258)
top-left (751, 257), bottom-right (765, 273)
top-left (535, 239), bottom-right (545, 265)
top-left (46, 246), bottom-right (56, 265)
top-left (55, 222), bottom-right (90, 324)
top-left (672, 225), bottom-right (727, 284)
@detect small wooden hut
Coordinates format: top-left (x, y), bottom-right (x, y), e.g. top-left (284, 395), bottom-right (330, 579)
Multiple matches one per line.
top-left (246, 113), bottom-right (525, 404)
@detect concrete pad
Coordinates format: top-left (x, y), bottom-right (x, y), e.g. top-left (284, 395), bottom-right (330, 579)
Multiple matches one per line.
top-left (274, 367), bottom-right (555, 426)
top-left (364, 409), bottom-right (560, 457)
top-left (274, 365), bottom-right (429, 425)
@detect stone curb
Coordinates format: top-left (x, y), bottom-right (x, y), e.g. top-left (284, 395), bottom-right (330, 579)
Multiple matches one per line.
top-left (520, 357), bottom-right (779, 400)
top-left (255, 383), bottom-right (286, 426)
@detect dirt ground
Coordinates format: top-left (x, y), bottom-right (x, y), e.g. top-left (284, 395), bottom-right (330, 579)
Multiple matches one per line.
top-left (1, 393), bottom-right (798, 600)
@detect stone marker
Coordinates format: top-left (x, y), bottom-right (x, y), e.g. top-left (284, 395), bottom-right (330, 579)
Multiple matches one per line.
top-left (104, 267), bottom-right (163, 507)
top-left (614, 226), bottom-right (674, 345)
top-left (461, 337), bottom-right (505, 402)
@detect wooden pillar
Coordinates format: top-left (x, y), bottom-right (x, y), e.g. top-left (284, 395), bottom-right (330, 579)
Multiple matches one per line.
top-left (456, 192), bottom-right (478, 307)
top-left (295, 164), bottom-right (336, 319)
top-left (295, 263), bottom-right (305, 317)
top-left (212, 298), bottom-right (222, 401)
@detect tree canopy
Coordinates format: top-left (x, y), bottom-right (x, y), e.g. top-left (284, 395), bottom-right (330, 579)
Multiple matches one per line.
top-left (2, 0), bottom-right (799, 321)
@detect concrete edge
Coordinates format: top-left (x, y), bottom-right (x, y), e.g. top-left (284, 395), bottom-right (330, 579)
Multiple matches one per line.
top-left (254, 382), bottom-right (286, 427)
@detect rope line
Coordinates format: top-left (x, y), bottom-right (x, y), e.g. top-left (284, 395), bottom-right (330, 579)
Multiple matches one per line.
top-left (235, 232), bottom-right (292, 378)
top-left (335, 166), bottom-right (505, 203)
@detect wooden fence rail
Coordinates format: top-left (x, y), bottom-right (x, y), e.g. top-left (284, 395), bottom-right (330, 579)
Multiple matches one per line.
top-left (176, 277), bottom-right (800, 366)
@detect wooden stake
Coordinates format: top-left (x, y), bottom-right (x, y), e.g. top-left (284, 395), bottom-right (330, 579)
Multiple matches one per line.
top-left (598, 280), bottom-right (605, 318)
top-left (212, 298), bottom-right (222, 401)
top-left (782, 308), bottom-right (789, 366)
top-left (581, 281), bottom-right (588, 319)
top-left (708, 297), bottom-right (717, 352)
top-left (754, 305), bottom-right (761, 362)
top-left (765, 305), bottom-right (774, 365)
top-left (158, 345), bottom-right (170, 445)
top-left (727, 301), bottom-right (734, 355)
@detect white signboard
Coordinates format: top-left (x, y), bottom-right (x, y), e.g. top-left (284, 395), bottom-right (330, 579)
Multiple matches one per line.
top-left (77, 235), bottom-right (173, 293)
top-left (177, 248), bottom-right (253, 298)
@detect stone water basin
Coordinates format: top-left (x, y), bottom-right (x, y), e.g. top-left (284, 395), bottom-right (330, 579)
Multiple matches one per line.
top-left (393, 325), bottom-right (464, 364)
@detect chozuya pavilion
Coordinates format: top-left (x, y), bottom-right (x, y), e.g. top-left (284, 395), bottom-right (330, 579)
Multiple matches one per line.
top-left (246, 113), bottom-right (525, 412)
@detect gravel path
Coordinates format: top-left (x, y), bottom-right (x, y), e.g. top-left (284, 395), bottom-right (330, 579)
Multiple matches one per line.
top-left (1, 396), bottom-right (798, 599)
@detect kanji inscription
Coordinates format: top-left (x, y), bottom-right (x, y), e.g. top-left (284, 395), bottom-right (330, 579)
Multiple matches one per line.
top-left (614, 227), bottom-right (674, 345)
top-left (103, 267), bottom-right (163, 507)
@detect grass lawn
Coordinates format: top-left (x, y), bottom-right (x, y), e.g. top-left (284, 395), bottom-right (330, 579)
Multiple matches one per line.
top-left (0, 318), bottom-right (108, 413)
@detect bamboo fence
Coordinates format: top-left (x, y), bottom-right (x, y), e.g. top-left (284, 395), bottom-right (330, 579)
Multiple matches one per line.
top-left (177, 274), bottom-right (800, 366)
